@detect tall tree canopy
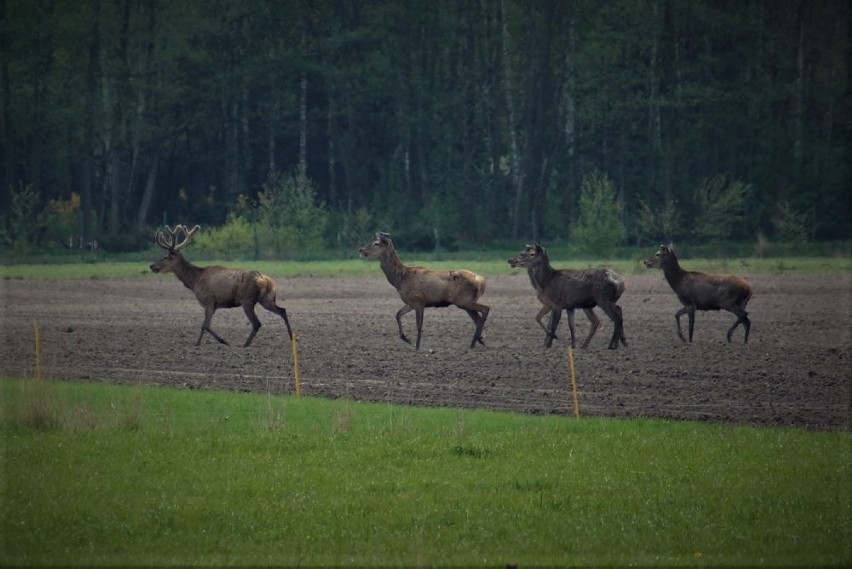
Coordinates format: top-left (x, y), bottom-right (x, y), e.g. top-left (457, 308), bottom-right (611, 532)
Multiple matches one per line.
top-left (1, 0), bottom-right (849, 251)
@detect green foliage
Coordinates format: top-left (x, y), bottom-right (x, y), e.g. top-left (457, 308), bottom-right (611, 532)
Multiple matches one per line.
top-left (41, 193), bottom-right (81, 249)
top-left (257, 170), bottom-right (329, 256)
top-left (191, 215), bottom-right (256, 259)
top-left (692, 176), bottom-right (751, 241)
top-left (335, 206), bottom-right (373, 256)
top-left (636, 197), bottom-right (683, 245)
top-left (186, 171), bottom-right (330, 259)
top-left (1, 183), bottom-right (41, 253)
top-left (2, 379), bottom-right (850, 566)
top-left (3, 1), bottom-right (850, 250)
top-left (774, 202), bottom-right (814, 245)
top-left (571, 171), bottom-right (626, 256)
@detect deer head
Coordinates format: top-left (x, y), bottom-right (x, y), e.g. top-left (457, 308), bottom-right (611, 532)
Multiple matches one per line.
top-left (150, 224), bottom-right (200, 273)
top-left (358, 232), bottom-right (393, 260)
top-left (644, 243), bottom-right (675, 269)
top-left (508, 242), bottom-right (546, 269)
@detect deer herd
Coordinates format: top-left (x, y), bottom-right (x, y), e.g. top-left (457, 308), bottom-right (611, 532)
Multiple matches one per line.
top-left (151, 225), bottom-right (753, 351)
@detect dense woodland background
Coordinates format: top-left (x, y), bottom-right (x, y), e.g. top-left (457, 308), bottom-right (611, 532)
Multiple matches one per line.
top-left (1, 0), bottom-right (849, 256)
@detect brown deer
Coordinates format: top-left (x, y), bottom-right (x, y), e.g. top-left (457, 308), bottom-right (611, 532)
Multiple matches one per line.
top-left (508, 243), bottom-right (627, 350)
top-left (150, 224), bottom-right (293, 347)
top-left (510, 257), bottom-right (601, 347)
top-left (644, 244), bottom-right (752, 343)
top-left (359, 232), bottom-right (489, 349)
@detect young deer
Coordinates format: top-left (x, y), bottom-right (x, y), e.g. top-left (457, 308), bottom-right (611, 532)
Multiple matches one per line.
top-left (644, 244), bottom-right (752, 343)
top-left (509, 243), bottom-right (627, 350)
top-left (359, 232), bottom-right (489, 349)
top-left (150, 224), bottom-right (293, 347)
top-left (509, 256), bottom-right (601, 347)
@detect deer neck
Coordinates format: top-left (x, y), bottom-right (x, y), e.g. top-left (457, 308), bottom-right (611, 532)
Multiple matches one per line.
top-left (525, 267), bottom-right (543, 292)
top-left (661, 255), bottom-right (686, 288)
top-left (529, 257), bottom-right (558, 289)
top-left (378, 248), bottom-right (408, 290)
top-left (172, 254), bottom-right (205, 291)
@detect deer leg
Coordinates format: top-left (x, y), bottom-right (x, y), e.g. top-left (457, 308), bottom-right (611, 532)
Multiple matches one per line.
top-left (536, 301), bottom-right (558, 341)
top-left (580, 308), bottom-right (600, 349)
top-left (674, 306), bottom-right (691, 343)
top-left (741, 313), bottom-right (751, 344)
top-left (396, 305), bottom-right (414, 345)
top-left (726, 307), bottom-right (750, 344)
top-left (199, 306), bottom-right (228, 346)
top-left (686, 306), bottom-right (696, 342)
top-left (464, 309), bottom-right (481, 348)
top-left (242, 304), bottom-right (262, 347)
top-left (613, 304), bottom-right (628, 347)
top-left (414, 307), bottom-right (425, 350)
top-left (464, 303), bottom-right (489, 347)
top-left (260, 299), bottom-right (294, 340)
top-left (598, 304), bottom-right (622, 350)
top-left (566, 309), bottom-right (578, 349)
top-left (545, 309), bottom-right (562, 348)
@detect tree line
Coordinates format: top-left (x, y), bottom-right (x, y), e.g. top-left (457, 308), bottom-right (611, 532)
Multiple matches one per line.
top-left (1, 0), bottom-right (849, 256)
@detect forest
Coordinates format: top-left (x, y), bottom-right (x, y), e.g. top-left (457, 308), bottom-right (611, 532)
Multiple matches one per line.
top-left (1, 0), bottom-right (849, 256)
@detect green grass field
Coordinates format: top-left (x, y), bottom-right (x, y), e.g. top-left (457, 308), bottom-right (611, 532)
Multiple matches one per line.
top-left (2, 379), bottom-right (850, 566)
top-left (2, 254), bottom-right (850, 280)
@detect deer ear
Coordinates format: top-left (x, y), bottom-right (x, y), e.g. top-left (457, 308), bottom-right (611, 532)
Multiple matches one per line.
top-left (535, 242), bottom-right (544, 253)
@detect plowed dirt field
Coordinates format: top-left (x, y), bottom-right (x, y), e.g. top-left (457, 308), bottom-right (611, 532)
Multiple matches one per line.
top-left (2, 272), bottom-right (849, 430)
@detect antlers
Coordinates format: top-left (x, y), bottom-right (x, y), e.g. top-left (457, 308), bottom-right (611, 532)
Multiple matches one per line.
top-left (156, 224), bottom-right (200, 252)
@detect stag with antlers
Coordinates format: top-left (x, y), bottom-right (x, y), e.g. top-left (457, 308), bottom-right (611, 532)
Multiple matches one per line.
top-left (150, 224), bottom-right (293, 347)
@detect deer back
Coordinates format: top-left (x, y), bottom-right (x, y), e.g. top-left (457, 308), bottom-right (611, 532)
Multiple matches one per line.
top-left (538, 267), bottom-right (621, 308)
top-left (680, 271), bottom-right (752, 310)
top-left (398, 267), bottom-right (484, 306)
top-left (194, 267), bottom-right (268, 308)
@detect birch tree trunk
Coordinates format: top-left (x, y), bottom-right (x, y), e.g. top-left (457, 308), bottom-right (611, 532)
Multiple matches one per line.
top-left (81, 0), bottom-right (101, 245)
top-left (793, 13), bottom-right (805, 183)
top-left (327, 83), bottom-right (336, 203)
top-left (1, 0), bottom-right (12, 194)
top-left (500, 0), bottom-right (524, 239)
top-left (648, 0), bottom-right (664, 199)
top-left (299, 70), bottom-right (307, 177)
top-left (135, 155), bottom-right (158, 230)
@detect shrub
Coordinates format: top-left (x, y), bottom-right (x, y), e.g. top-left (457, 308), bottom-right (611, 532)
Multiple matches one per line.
top-left (571, 170), bottom-right (626, 256)
top-left (1, 183), bottom-right (41, 253)
top-left (774, 202), bottom-right (813, 245)
top-left (257, 170), bottom-right (328, 256)
top-left (635, 197), bottom-right (682, 245)
top-left (335, 206), bottom-right (373, 256)
top-left (192, 215), bottom-right (255, 258)
top-left (692, 175), bottom-right (750, 241)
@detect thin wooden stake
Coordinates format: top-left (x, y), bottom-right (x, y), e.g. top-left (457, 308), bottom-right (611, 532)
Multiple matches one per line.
top-left (33, 320), bottom-right (43, 380)
top-left (291, 334), bottom-right (301, 397)
top-left (567, 346), bottom-right (579, 418)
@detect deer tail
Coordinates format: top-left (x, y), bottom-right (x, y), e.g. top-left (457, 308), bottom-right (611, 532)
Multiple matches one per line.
top-left (472, 273), bottom-right (486, 299)
top-left (256, 274), bottom-right (276, 301)
top-left (605, 269), bottom-right (625, 298)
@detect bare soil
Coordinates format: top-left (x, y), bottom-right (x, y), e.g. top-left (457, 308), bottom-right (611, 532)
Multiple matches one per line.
top-left (2, 272), bottom-right (850, 430)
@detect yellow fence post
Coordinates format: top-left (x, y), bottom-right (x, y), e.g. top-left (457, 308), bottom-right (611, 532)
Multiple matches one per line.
top-left (33, 320), bottom-right (43, 380)
top-left (567, 346), bottom-right (579, 418)
top-left (291, 334), bottom-right (301, 397)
